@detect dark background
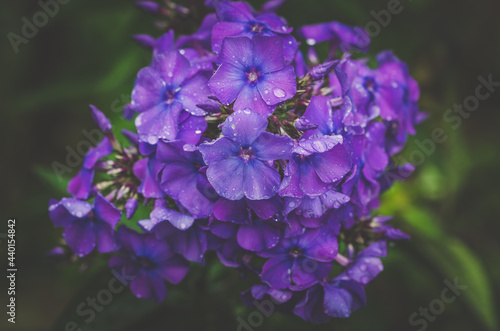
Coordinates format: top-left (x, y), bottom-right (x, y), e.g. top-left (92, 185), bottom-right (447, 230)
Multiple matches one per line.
top-left (1, 0), bottom-right (499, 330)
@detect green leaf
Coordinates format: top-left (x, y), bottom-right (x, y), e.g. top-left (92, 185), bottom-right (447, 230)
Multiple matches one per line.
top-left (418, 236), bottom-right (497, 330)
top-left (34, 166), bottom-right (69, 195)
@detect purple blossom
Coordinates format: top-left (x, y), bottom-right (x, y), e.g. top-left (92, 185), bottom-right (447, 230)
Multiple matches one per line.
top-left (341, 241), bottom-right (387, 285)
top-left (236, 217), bottom-right (282, 252)
top-left (199, 110), bottom-right (293, 200)
top-left (294, 279), bottom-right (366, 322)
top-left (258, 228), bottom-right (338, 290)
top-left (280, 135), bottom-right (352, 198)
top-left (133, 157), bottom-right (165, 198)
top-left (49, 194), bottom-right (121, 257)
top-left (153, 221), bottom-right (208, 264)
top-left (157, 140), bottom-right (215, 218)
top-left (298, 21), bottom-right (370, 53)
top-left (109, 226), bottom-right (190, 302)
top-left (208, 36), bottom-right (297, 116)
top-left (213, 195), bottom-right (282, 223)
top-left (131, 50), bottom-right (212, 144)
top-left (212, 1), bottom-right (298, 61)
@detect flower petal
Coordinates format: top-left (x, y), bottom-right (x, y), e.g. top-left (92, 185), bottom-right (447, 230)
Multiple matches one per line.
top-left (206, 156), bottom-right (245, 200)
top-left (208, 63), bottom-right (247, 105)
top-left (243, 159), bottom-right (281, 200)
top-left (222, 110), bottom-right (268, 147)
top-left (234, 83), bottom-right (274, 116)
top-left (63, 218), bottom-right (95, 257)
top-left (130, 271), bottom-right (167, 302)
top-left (251, 131), bottom-right (293, 160)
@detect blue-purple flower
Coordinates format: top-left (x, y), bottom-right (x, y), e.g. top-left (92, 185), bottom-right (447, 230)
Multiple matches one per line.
top-left (49, 194), bottom-right (121, 256)
top-left (199, 110), bottom-right (293, 200)
top-left (109, 226), bottom-right (190, 301)
top-left (280, 135), bottom-right (352, 198)
top-left (131, 50), bottom-right (212, 144)
top-left (208, 36), bottom-right (297, 116)
top-left (211, 1), bottom-right (298, 61)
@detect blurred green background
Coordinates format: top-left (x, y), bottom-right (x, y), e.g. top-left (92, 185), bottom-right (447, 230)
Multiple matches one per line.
top-left (1, 0), bottom-right (499, 330)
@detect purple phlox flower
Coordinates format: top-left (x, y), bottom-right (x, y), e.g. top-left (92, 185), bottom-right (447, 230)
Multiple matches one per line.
top-left (326, 203), bottom-right (356, 232)
top-left (157, 140), bottom-right (214, 218)
top-left (208, 35), bottom-right (297, 116)
top-left (133, 157), bottom-right (165, 198)
top-left (284, 190), bottom-right (350, 219)
top-left (153, 220), bottom-right (208, 264)
top-left (109, 226), bottom-right (190, 302)
top-left (279, 135), bottom-right (352, 198)
top-left (342, 122), bottom-right (388, 213)
top-left (236, 216), bottom-right (282, 252)
top-left (339, 241), bottom-right (387, 285)
top-left (240, 283), bottom-right (298, 315)
top-left (136, 109), bottom-right (207, 156)
top-left (375, 51), bottom-right (423, 155)
top-left (258, 228), bottom-right (338, 290)
top-left (213, 195), bottom-right (283, 224)
top-left (296, 95), bottom-right (345, 139)
top-left (347, 52), bottom-right (422, 145)
top-left (153, 30), bottom-right (216, 77)
top-left (131, 50), bottom-right (214, 144)
top-left (212, 1), bottom-right (298, 62)
top-left (371, 216), bottom-right (410, 240)
top-left (67, 137), bottom-right (113, 200)
top-left (248, 284), bottom-right (292, 303)
top-left (298, 21), bottom-right (370, 54)
top-left (49, 194), bottom-right (121, 257)
top-left (199, 110), bottom-right (294, 200)
top-left (362, 122), bottom-right (389, 181)
top-left (294, 279), bottom-right (366, 322)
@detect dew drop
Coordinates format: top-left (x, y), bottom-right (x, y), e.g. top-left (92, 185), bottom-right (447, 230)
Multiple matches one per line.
top-left (147, 135), bottom-right (157, 144)
top-left (306, 38), bottom-right (316, 46)
top-left (273, 88), bottom-right (286, 98)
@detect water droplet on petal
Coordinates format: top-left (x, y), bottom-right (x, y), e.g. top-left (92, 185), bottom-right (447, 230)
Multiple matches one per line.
top-left (306, 38), bottom-right (316, 46)
top-left (147, 135), bottom-right (157, 144)
top-left (273, 88), bottom-right (286, 98)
